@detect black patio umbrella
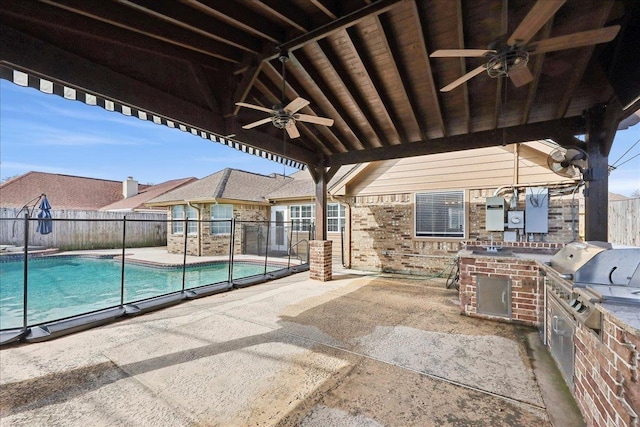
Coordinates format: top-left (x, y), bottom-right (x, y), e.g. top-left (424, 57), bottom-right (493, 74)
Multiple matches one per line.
top-left (36, 195), bottom-right (53, 235)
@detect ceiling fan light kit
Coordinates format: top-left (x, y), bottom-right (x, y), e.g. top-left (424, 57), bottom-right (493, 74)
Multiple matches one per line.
top-left (235, 50), bottom-right (334, 139)
top-left (486, 48), bottom-right (529, 79)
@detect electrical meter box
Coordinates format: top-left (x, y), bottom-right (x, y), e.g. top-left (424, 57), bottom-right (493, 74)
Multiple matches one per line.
top-left (507, 211), bottom-right (525, 229)
top-left (486, 197), bottom-right (505, 231)
top-left (525, 187), bottom-right (549, 233)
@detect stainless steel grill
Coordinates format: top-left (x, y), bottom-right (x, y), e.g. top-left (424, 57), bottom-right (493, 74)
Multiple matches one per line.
top-left (549, 241), bottom-right (640, 306)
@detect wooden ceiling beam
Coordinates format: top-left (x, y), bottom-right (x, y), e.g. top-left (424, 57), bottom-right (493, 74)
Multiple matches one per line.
top-left (0, 1), bottom-right (225, 70)
top-left (345, 25), bottom-right (404, 144)
top-left (276, 0), bottom-right (403, 56)
top-left (522, 20), bottom-right (553, 124)
top-left (493, 0), bottom-right (509, 130)
top-left (183, 0), bottom-right (282, 43)
top-left (293, 50), bottom-right (369, 151)
top-left (117, 0), bottom-right (264, 54)
top-left (250, 0), bottom-right (310, 33)
top-left (317, 38), bottom-right (389, 146)
top-left (456, 0), bottom-right (471, 133)
top-left (377, 14), bottom-right (426, 141)
top-left (555, 1), bottom-right (615, 119)
top-left (40, 0), bottom-right (243, 63)
top-left (310, 0), bottom-right (338, 20)
top-left (410, 1), bottom-right (446, 137)
top-left (327, 117), bottom-right (585, 167)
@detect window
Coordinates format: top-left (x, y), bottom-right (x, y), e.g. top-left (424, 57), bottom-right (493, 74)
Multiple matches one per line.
top-left (327, 203), bottom-right (346, 233)
top-left (415, 191), bottom-right (465, 238)
top-left (210, 204), bottom-right (233, 235)
top-left (290, 204), bottom-right (314, 231)
top-left (172, 205), bottom-right (198, 234)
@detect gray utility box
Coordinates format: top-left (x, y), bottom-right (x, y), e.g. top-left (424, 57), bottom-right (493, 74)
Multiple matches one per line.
top-left (486, 197), bottom-right (505, 231)
top-left (525, 187), bottom-right (548, 233)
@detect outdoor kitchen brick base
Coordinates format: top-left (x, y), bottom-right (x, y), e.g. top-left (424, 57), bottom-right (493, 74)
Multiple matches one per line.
top-left (574, 313), bottom-right (639, 427)
top-left (310, 240), bottom-right (332, 281)
top-left (458, 242), bottom-right (563, 326)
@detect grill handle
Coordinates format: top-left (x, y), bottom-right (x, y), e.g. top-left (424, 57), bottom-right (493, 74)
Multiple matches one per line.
top-left (558, 273), bottom-right (573, 280)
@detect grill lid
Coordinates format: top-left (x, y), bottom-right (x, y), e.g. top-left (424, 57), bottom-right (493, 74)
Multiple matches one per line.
top-left (549, 241), bottom-right (611, 278)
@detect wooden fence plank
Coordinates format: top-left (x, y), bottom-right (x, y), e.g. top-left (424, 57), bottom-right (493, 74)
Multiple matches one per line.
top-left (0, 209), bottom-right (167, 250)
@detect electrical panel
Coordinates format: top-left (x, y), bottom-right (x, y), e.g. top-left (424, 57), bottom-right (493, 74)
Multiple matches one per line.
top-left (486, 197), bottom-right (505, 231)
top-left (525, 187), bottom-right (548, 233)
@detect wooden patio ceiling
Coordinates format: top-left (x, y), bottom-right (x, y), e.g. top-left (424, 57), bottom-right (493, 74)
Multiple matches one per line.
top-left (1, 0), bottom-right (638, 172)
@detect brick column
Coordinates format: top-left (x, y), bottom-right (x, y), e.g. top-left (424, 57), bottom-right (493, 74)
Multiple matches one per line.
top-left (310, 240), bottom-right (332, 281)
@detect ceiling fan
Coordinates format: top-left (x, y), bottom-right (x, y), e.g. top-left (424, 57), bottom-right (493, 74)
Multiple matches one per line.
top-left (235, 52), bottom-right (334, 139)
top-left (430, 0), bottom-right (620, 92)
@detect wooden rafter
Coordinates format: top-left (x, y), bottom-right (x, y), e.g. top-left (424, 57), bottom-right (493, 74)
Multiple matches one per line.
top-left (41, 0), bottom-right (242, 63)
top-left (293, 49), bottom-right (370, 150)
top-left (250, 0), bottom-right (309, 33)
top-left (346, 24), bottom-right (404, 144)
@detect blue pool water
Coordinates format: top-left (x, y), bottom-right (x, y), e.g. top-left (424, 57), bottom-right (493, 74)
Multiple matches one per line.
top-left (0, 256), bottom-right (280, 329)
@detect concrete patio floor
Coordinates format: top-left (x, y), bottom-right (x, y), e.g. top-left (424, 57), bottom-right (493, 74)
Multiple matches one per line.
top-left (0, 268), bottom-right (583, 426)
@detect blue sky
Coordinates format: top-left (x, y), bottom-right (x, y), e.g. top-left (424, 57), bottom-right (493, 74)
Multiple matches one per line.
top-left (1, 79), bottom-right (639, 196)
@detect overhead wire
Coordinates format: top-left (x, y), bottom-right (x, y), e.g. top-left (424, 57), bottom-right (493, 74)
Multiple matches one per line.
top-left (610, 137), bottom-right (640, 168)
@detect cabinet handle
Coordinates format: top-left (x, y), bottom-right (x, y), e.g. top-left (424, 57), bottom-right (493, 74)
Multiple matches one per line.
top-left (552, 315), bottom-right (559, 333)
top-left (501, 291), bottom-right (506, 304)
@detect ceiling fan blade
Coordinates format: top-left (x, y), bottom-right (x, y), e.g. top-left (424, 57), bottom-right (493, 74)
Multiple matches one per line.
top-left (241, 117), bottom-right (272, 130)
top-left (508, 65), bottom-right (534, 87)
top-left (440, 65), bottom-right (486, 92)
top-left (430, 49), bottom-right (495, 58)
top-left (294, 114), bottom-right (334, 126)
top-left (508, 0), bottom-right (566, 46)
top-left (286, 123), bottom-right (301, 139)
top-left (235, 102), bottom-right (274, 114)
top-left (284, 97), bottom-right (310, 114)
top-left (529, 25), bottom-right (621, 55)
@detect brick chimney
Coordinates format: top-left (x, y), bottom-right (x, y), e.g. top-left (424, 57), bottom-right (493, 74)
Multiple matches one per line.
top-left (123, 176), bottom-right (138, 198)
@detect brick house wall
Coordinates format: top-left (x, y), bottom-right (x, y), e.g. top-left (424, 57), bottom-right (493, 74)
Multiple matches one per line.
top-left (167, 203), bottom-right (269, 256)
top-left (350, 189), bottom-right (578, 275)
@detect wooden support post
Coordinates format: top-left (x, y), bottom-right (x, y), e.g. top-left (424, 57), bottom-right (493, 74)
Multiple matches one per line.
top-left (313, 166), bottom-right (327, 241)
top-left (310, 165), bottom-right (331, 281)
top-left (584, 104), bottom-right (619, 242)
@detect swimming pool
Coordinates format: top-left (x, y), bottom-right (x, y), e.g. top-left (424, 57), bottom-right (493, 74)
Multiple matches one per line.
top-left (0, 256), bottom-right (281, 329)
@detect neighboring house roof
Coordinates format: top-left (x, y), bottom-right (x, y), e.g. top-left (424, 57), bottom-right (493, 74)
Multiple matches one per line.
top-left (0, 171), bottom-right (195, 211)
top-left (608, 192), bottom-right (631, 201)
top-left (146, 166), bottom-right (360, 206)
top-left (146, 168), bottom-right (293, 205)
top-left (100, 177), bottom-right (197, 211)
top-left (265, 166), bottom-right (355, 200)
top-left (0, 171), bottom-right (148, 210)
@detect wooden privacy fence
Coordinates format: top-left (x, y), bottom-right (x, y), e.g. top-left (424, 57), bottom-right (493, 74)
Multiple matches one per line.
top-left (0, 208), bottom-right (167, 250)
top-left (608, 198), bottom-right (640, 247)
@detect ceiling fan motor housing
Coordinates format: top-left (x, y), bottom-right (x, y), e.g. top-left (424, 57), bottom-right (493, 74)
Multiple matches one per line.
top-left (487, 48), bottom-right (529, 78)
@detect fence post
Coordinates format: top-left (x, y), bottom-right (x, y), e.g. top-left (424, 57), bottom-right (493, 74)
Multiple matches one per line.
top-left (263, 220), bottom-right (270, 275)
top-left (22, 213), bottom-right (29, 331)
top-left (228, 219), bottom-right (236, 283)
top-left (287, 220), bottom-right (294, 269)
top-left (182, 217), bottom-right (188, 291)
top-left (120, 216), bottom-right (126, 306)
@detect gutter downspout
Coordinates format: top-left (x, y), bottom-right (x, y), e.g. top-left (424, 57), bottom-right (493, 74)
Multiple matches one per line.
top-left (187, 201), bottom-right (202, 256)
